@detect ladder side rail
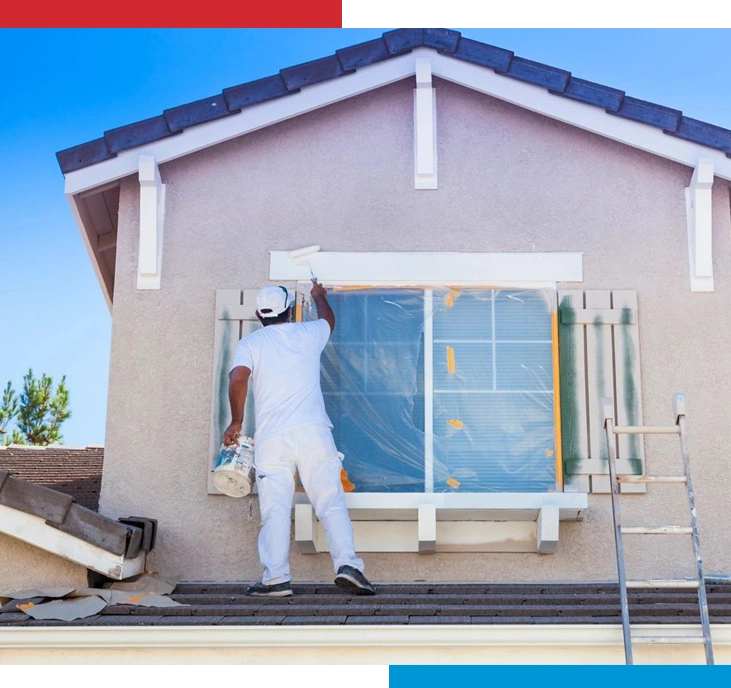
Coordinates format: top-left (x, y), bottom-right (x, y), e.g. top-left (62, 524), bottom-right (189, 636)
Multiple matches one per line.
top-left (676, 402), bottom-right (715, 665)
top-left (603, 396), bottom-right (633, 665)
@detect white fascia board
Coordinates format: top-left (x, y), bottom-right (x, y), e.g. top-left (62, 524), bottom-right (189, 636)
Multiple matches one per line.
top-left (62, 53), bottom-right (421, 196)
top-left (430, 52), bottom-right (731, 182)
top-left (3, 624), bottom-right (730, 653)
top-left (0, 504), bottom-right (146, 580)
top-left (271, 250), bottom-right (583, 285)
top-left (63, 46), bottom-right (731, 198)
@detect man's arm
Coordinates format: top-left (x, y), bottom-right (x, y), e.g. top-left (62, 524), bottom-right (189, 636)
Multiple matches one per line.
top-left (310, 279), bottom-right (335, 332)
top-left (222, 365), bottom-right (251, 446)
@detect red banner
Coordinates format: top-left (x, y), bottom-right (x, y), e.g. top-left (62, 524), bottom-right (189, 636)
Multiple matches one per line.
top-left (1, 1), bottom-right (343, 28)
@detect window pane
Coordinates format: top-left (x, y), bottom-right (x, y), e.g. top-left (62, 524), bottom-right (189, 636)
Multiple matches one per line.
top-left (433, 392), bottom-right (556, 492)
top-left (432, 288), bottom-right (556, 492)
top-left (433, 289), bottom-right (493, 340)
top-left (494, 289), bottom-right (553, 340)
top-left (313, 286), bottom-right (557, 494)
top-left (320, 290), bottom-right (426, 492)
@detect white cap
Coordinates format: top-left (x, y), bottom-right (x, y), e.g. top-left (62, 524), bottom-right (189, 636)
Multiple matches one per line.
top-left (256, 285), bottom-right (292, 317)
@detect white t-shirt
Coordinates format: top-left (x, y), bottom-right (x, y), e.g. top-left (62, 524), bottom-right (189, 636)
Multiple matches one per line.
top-left (230, 319), bottom-right (332, 443)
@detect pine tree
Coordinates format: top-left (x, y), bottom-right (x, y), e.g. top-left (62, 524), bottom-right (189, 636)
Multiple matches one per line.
top-left (0, 369), bottom-right (71, 446)
top-left (0, 381), bottom-right (18, 444)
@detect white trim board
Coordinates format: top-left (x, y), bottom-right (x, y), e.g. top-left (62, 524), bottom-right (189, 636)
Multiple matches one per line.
top-left (270, 250), bottom-right (583, 285)
top-left (63, 47), bottom-right (731, 197)
top-left (0, 505), bottom-right (146, 580)
top-left (2, 624), bottom-right (730, 664)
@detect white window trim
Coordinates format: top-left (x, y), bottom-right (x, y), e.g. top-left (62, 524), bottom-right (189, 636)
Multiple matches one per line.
top-left (293, 492), bottom-right (587, 555)
top-left (279, 257), bottom-right (589, 554)
top-left (271, 249), bottom-right (583, 286)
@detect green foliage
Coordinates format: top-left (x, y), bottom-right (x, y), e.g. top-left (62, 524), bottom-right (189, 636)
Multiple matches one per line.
top-left (0, 369), bottom-right (71, 446)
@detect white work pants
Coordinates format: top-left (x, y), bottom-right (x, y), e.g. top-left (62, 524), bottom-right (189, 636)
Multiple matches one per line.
top-left (253, 423), bottom-right (364, 584)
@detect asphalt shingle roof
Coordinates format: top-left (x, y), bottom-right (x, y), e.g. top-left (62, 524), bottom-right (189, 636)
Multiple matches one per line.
top-left (2, 581), bottom-right (731, 627)
top-left (0, 445), bottom-right (103, 511)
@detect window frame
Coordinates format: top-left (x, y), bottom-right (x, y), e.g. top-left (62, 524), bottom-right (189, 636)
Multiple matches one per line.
top-left (308, 283), bottom-right (563, 494)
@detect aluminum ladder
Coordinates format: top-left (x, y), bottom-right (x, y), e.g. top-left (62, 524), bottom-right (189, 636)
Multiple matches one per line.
top-left (602, 393), bottom-right (714, 665)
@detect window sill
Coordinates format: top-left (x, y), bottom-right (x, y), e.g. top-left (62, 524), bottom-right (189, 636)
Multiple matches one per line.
top-left (293, 492), bottom-right (588, 555)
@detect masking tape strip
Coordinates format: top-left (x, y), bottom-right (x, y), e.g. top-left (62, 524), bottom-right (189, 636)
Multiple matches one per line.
top-left (446, 346), bottom-right (456, 374)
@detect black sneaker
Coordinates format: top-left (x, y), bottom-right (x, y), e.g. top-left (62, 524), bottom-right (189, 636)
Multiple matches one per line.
top-left (334, 565), bottom-right (376, 595)
top-left (246, 580), bottom-right (293, 597)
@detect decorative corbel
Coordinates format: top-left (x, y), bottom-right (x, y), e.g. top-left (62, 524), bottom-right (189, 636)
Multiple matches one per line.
top-left (685, 158), bottom-right (714, 292)
top-left (137, 155), bottom-right (166, 290)
top-left (414, 57), bottom-right (437, 190)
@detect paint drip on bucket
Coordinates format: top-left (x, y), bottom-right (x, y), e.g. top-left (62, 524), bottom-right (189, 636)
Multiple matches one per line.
top-left (212, 436), bottom-right (255, 497)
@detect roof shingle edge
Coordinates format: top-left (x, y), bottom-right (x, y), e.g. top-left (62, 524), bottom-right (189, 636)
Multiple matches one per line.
top-left (55, 28), bottom-right (731, 175)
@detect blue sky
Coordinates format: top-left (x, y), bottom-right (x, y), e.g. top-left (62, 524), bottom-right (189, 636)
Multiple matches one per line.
top-left (1, 28), bottom-right (730, 448)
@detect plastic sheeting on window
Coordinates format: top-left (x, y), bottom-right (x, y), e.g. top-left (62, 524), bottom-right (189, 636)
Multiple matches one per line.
top-left (301, 286), bottom-right (558, 493)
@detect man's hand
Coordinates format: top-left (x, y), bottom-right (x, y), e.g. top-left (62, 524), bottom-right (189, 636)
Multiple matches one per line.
top-left (310, 279), bottom-right (335, 332)
top-left (222, 421), bottom-right (242, 447)
top-left (310, 279), bottom-right (327, 299)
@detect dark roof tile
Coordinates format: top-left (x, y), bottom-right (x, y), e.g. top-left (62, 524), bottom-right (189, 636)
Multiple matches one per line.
top-left (614, 95), bottom-right (682, 132)
top-left (164, 94), bottom-right (238, 133)
top-left (336, 38), bottom-right (391, 71)
top-left (282, 615), bottom-right (348, 625)
top-left (424, 28), bottom-right (461, 53)
top-left (56, 138), bottom-right (112, 174)
top-left (104, 115), bottom-right (179, 155)
top-left (0, 474), bottom-right (73, 524)
top-left (500, 56), bottom-right (571, 92)
top-left (223, 74), bottom-right (295, 110)
top-left (382, 28), bottom-right (425, 55)
top-left (556, 76), bottom-right (625, 111)
top-left (668, 116), bottom-right (731, 155)
top-left (280, 55), bottom-right (351, 91)
top-left (453, 36), bottom-right (513, 71)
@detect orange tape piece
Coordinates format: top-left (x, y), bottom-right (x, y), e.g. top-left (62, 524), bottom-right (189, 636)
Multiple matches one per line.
top-left (446, 346), bottom-right (456, 374)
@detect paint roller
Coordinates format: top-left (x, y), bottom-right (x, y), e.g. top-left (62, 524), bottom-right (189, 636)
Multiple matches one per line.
top-left (289, 245), bottom-right (320, 281)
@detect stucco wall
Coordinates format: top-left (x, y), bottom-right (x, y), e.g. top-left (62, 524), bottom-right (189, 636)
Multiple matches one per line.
top-left (0, 533), bottom-right (89, 593)
top-left (99, 77), bottom-right (731, 585)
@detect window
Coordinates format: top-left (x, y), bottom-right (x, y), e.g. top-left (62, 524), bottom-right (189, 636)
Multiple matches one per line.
top-left (304, 286), bottom-right (559, 494)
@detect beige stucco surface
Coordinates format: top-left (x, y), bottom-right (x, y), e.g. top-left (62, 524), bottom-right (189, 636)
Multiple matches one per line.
top-left (0, 533), bottom-right (89, 593)
top-left (88, 77), bottom-right (731, 587)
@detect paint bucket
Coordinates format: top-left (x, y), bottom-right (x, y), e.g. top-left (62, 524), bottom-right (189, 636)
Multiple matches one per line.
top-left (212, 436), bottom-right (255, 497)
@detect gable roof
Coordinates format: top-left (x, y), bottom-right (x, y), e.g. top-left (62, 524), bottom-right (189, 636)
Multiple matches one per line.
top-left (55, 28), bottom-right (731, 176)
top-left (55, 28), bottom-right (731, 310)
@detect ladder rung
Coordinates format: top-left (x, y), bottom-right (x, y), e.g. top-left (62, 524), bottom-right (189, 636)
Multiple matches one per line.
top-left (617, 475), bottom-right (687, 484)
top-left (626, 579), bottom-right (700, 588)
top-left (632, 635), bottom-right (706, 645)
top-left (621, 526), bottom-right (692, 535)
top-left (613, 425), bottom-right (680, 435)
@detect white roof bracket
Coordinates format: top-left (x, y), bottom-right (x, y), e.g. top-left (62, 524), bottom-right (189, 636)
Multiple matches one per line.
top-left (685, 158), bottom-right (714, 292)
top-left (414, 57), bottom-right (437, 190)
top-left (137, 155), bottom-right (166, 290)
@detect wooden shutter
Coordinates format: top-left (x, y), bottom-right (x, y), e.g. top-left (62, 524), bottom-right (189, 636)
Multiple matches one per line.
top-left (207, 289), bottom-right (259, 494)
top-left (558, 290), bottom-right (645, 494)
